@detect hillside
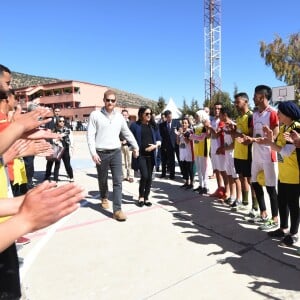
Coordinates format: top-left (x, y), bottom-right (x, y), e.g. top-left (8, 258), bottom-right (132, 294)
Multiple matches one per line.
top-left (11, 71), bottom-right (157, 108)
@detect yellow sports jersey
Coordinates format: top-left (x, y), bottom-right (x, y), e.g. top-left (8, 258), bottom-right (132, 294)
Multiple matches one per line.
top-left (193, 124), bottom-right (210, 157)
top-left (0, 157), bottom-right (11, 223)
top-left (276, 121), bottom-right (300, 184)
top-left (13, 158), bottom-right (27, 185)
top-left (234, 111), bottom-right (252, 160)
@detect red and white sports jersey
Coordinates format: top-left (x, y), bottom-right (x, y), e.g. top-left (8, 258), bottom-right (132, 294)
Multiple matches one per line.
top-left (252, 106), bottom-right (279, 163)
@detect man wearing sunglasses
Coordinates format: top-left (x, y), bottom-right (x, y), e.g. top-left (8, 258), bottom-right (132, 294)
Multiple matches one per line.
top-left (87, 90), bottom-right (139, 221)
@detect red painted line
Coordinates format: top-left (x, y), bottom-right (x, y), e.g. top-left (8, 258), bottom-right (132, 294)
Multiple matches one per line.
top-left (27, 194), bottom-right (203, 239)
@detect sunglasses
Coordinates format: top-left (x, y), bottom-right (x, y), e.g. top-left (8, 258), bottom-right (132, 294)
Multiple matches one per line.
top-left (106, 99), bottom-right (116, 103)
top-left (144, 112), bottom-right (151, 116)
top-left (59, 120), bottom-right (65, 122)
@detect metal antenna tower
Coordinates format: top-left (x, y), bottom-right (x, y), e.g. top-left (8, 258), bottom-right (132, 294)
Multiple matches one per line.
top-left (204, 0), bottom-right (222, 103)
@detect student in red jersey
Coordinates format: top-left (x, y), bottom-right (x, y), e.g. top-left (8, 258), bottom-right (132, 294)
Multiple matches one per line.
top-left (243, 85), bottom-right (279, 230)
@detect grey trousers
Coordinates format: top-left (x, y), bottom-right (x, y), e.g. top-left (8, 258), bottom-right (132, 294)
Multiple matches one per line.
top-left (96, 148), bottom-right (123, 212)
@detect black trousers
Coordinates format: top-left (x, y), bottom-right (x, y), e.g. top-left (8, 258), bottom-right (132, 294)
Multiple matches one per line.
top-left (45, 148), bottom-right (73, 181)
top-left (252, 182), bottom-right (278, 218)
top-left (0, 243), bottom-right (21, 299)
top-left (278, 181), bottom-right (300, 235)
top-left (138, 156), bottom-right (154, 200)
top-left (23, 155), bottom-right (35, 185)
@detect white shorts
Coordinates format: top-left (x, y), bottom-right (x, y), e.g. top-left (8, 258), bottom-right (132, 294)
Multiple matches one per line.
top-left (211, 152), bottom-right (225, 172)
top-left (251, 161), bottom-right (277, 186)
top-left (225, 151), bottom-right (238, 178)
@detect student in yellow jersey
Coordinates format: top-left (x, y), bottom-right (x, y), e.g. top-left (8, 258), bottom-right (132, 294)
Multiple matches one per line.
top-left (258, 101), bottom-right (300, 246)
top-left (191, 109), bottom-right (211, 194)
top-left (231, 93), bottom-right (258, 215)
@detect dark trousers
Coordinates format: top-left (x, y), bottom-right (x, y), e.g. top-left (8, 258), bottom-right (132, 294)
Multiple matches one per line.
top-left (161, 147), bottom-right (175, 177)
top-left (96, 149), bottom-right (123, 212)
top-left (0, 243), bottom-right (21, 299)
top-left (278, 181), bottom-right (300, 235)
top-left (138, 156), bottom-right (154, 200)
top-left (181, 160), bottom-right (194, 183)
top-left (252, 182), bottom-right (278, 218)
top-left (23, 155), bottom-right (35, 185)
top-left (45, 148), bottom-right (73, 181)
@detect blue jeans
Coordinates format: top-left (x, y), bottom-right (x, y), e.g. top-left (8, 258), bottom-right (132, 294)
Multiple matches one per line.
top-left (96, 149), bottom-right (123, 212)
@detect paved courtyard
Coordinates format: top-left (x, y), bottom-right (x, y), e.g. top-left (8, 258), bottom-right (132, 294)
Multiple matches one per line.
top-left (18, 132), bottom-right (300, 300)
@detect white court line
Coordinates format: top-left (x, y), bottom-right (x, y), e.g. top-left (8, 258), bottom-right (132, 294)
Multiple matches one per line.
top-left (20, 201), bottom-right (87, 283)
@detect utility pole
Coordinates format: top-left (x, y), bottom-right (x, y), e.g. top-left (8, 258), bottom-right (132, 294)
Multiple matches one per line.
top-left (204, 0), bottom-right (222, 104)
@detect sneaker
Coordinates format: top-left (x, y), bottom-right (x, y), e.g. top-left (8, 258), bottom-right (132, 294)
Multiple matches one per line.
top-left (230, 200), bottom-right (239, 208)
top-left (232, 203), bottom-right (248, 212)
top-left (246, 215), bottom-right (268, 224)
top-left (280, 234), bottom-right (298, 246)
top-left (69, 178), bottom-right (74, 182)
top-left (210, 187), bottom-right (222, 197)
top-left (101, 198), bottom-right (110, 209)
top-left (113, 210), bottom-right (127, 222)
top-left (258, 219), bottom-right (278, 231)
top-left (224, 197), bottom-right (232, 205)
top-left (230, 200), bottom-right (242, 211)
top-left (193, 186), bottom-right (201, 192)
top-left (200, 187), bottom-right (209, 195)
top-left (16, 236), bottom-right (31, 246)
top-left (268, 228), bottom-right (285, 238)
top-left (184, 184), bottom-right (193, 190)
top-left (243, 208), bottom-right (259, 220)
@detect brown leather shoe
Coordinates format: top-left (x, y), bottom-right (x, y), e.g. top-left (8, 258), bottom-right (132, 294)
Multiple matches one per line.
top-left (113, 210), bottom-right (127, 222)
top-left (101, 198), bottom-right (110, 209)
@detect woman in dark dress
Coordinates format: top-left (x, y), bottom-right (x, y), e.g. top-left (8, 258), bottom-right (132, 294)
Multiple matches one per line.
top-left (130, 106), bottom-right (161, 206)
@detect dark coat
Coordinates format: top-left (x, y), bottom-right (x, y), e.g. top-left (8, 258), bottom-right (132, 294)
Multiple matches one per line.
top-left (130, 122), bottom-right (161, 170)
top-left (159, 119), bottom-right (181, 149)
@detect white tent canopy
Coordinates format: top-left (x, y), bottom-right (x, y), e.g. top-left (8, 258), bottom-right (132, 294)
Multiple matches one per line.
top-left (163, 98), bottom-right (182, 119)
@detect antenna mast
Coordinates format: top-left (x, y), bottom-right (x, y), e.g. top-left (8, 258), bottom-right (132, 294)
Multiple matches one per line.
top-left (204, 0), bottom-right (222, 103)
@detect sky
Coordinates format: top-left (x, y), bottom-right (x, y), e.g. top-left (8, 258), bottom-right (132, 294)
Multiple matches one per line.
top-left (1, 0), bottom-right (299, 108)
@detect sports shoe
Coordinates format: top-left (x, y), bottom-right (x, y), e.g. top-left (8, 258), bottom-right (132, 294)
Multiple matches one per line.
top-left (184, 184), bottom-right (193, 190)
top-left (200, 187), bottom-right (209, 195)
top-left (101, 198), bottom-right (110, 209)
top-left (280, 234), bottom-right (298, 246)
top-left (113, 210), bottom-right (127, 222)
top-left (210, 187), bottom-right (223, 197)
top-left (243, 208), bottom-right (259, 220)
top-left (193, 186), bottom-right (201, 192)
top-left (258, 219), bottom-right (278, 231)
top-left (268, 228), bottom-right (285, 238)
top-left (16, 236), bottom-right (31, 245)
top-left (232, 203), bottom-right (248, 212)
top-left (246, 215), bottom-right (268, 224)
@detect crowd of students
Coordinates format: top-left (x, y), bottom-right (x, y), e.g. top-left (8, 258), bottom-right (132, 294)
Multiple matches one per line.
top-left (0, 64), bottom-right (84, 299)
top-left (158, 85), bottom-right (300, 255)
top-left (1, 61), bottom-right (300, 298)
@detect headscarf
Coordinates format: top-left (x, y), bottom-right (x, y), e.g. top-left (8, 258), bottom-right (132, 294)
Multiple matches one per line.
top-left (278, 101), bottom-right (300, 121)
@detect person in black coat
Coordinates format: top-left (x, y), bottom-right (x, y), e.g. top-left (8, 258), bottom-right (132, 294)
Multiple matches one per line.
top-left (130, 106), bottom-right (161, 206)
top-left (159, 110), bottom-right (182, 179)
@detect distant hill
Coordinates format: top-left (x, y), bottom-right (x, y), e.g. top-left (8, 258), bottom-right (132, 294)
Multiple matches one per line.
top-left (11, 71), bottom-right (157, 108)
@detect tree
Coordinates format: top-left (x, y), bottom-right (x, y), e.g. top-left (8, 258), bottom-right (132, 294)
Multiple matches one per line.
top-left (180, 98), bottom-right (190, 116)
top-left (203, 91), bottom-right (238, 119)
top-left (260, 33), bottom-right (300, 99)
top-left (153, 96), bottom-right (166, 115)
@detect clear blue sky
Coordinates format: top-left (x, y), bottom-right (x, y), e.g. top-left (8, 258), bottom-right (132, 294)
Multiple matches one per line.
top-left (2, 0), bottom-right (299, 108)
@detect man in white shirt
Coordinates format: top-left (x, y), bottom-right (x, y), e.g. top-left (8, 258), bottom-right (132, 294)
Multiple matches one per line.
top-left (87, 90), bottom-right (139, 221)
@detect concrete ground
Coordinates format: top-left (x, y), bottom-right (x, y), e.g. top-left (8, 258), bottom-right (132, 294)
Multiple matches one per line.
top-left (18, 132), bottom-right (300, 300)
